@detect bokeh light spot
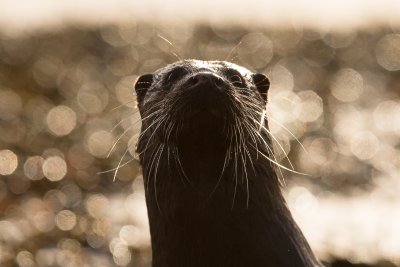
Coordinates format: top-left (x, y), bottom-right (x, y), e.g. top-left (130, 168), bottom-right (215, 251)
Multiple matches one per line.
top-left (308, 137), bottom-right (337, 165)
top-left (16, 250), bottom-right (35, 267)
top-left (110, 238), bottom-right (131, 266)
top-left (77, 82), bottom-right (109, 114)
top-left (43, 189), bottom-right (67, 212)
top-left (46, 105), bottom-right (77, 136)
top-left (87, 233), bottom-right (106, 248)
top-left (115, 76), bottom-right (137, 108)
top-left (0, 149), bottom-right (18, 175)
top-left (24, 156), bottom-right (45, 180)
top-left (87, 130), bottom-right (115, 158)
top-left (288, 186), bottom-right (318, 217)
top-left (295, 90), bottom-right (323, 122)
top-left (333, 105), bottom-right (363, 141)
top-left (42, 156), bottom-right (67, 182)
top-left (350, 131), bottom-right (380, 160)
top-left (373, 101), bottom-right (400, 134)
top-left (55, 210), bottom-right (77, 231)
top-left (119, 225), bottom-right (140, 246)
top-left (77, 90), bottom-right (103, 114)
top-left (92, 218), bottom-right (111, 237)
top-left (86, 194), bottom-right (109, 218)
top-left (238, 32), bottom-right (273, 69)
top-left (0, 89), bottom-right (23, 121)
top-left (375, 34), bottom-right (400, 71)
top-left (270, 65), bottom-right (294, 92)
top-left (331, 68), bottom-right (364, 102)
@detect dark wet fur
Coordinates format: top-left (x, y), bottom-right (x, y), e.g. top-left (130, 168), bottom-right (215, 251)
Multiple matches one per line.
top-left (135, 60), bottom-right (322, 267)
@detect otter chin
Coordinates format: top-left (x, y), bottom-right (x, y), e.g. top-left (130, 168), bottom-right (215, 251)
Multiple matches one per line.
top-left (134, 60), bottom-right (322, 267)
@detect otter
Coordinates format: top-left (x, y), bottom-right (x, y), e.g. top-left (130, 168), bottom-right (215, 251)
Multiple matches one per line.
top-left (134, 60), bottom-right (322, 267)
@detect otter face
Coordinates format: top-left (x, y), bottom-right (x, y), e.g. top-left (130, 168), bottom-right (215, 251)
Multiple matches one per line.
top-left (134, 60), bottom-right (270, 148)
top-left (135, 60), bottom-right (269, 108)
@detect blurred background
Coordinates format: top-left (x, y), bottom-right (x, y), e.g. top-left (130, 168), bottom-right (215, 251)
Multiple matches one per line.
top-left (1, 0), bottom-right (400, 266)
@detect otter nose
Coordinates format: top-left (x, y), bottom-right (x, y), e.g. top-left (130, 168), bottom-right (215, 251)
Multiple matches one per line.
top-left (185, 73), bottom-right (225, 91)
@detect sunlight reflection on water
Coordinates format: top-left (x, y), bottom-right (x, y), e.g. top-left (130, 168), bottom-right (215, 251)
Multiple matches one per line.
top-left (0, 11), bottom-right (400, 265)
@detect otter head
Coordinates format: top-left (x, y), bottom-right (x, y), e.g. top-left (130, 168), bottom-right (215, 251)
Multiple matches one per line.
top-left (134, 60), bottom-right (270, 154)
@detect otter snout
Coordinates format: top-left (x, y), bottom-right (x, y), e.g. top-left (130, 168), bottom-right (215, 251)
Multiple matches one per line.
top-left (182, 72), bottom-right (226, 93)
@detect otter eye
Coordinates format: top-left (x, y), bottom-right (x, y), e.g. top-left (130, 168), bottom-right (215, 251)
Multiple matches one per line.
top-left (226, 69), bottom-right (245, 87)
top-left (252, 73), bottom-right (270, 101)
top-left (135, 74), bottom-right (153, 103)
top-left (229, 75), bottom-right (244, 86)
top-left (166, 66), bottom-right (188, 83)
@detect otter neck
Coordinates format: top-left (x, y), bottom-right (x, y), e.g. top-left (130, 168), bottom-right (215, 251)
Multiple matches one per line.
top-left (176, 138), bottom-right (228, 184)
top-left (142, 143), bottom-right (319, 267)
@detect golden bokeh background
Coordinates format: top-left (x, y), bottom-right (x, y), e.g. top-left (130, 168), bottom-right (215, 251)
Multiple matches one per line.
top-left (1, 1), bottom-right (400, 266)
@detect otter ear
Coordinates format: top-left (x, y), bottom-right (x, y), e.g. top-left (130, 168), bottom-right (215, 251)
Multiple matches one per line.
top-left (252, 73), bottom-right (270, 101)
top-left (134, 74), bottom-right (153, 103)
